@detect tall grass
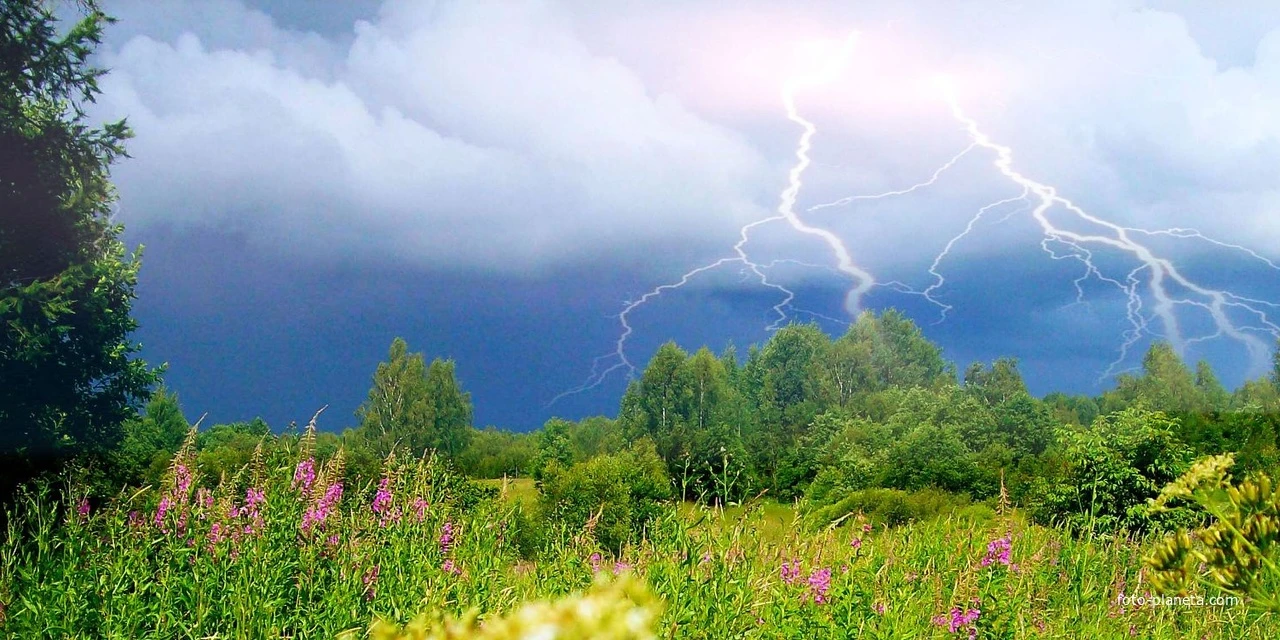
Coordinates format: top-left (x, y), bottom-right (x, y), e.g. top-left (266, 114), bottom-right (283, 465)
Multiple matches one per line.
top-left (1, 448), bottom-right (1276, 638)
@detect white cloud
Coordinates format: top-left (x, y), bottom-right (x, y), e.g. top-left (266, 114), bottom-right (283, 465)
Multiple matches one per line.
top-left (93, 0), bottom-right (1280, 276)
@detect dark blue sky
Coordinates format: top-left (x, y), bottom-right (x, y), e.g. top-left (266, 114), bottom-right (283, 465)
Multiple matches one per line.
top-left (94, 0), bottom-right (1280, 432)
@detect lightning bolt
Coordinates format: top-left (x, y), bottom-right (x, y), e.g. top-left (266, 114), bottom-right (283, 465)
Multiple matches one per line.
top-left (921, 188), bottom-right (1031, 322)
top-left (806, 143), bottom-right (977, 213)
top-left (939, 81), bottom-right (1280, 380)
top-left (550, 32), bottom-right (879, 407)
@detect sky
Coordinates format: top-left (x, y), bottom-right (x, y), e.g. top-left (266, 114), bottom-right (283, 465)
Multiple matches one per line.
top-left (81, 0), bottom-right (1280, 431)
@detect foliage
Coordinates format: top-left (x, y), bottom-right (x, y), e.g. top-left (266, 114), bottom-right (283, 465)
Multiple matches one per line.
top-left (538, 441), bottom-right (672, 553)
top-left (355, 338), bottom-right (474, 461)
top-left (1033, 407), bottom-right (1195, 532)
top-left (1146, 454), bottom-right (1280, 613)
top-left (0, 0), bottom-right (159, 498)
top-left (3, 451), bottom-right (1276, 638)
top-left (357, 575), bottom-right (660, 640)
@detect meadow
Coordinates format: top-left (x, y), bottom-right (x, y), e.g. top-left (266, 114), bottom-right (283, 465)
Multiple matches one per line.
top-left (2, 445), bottom-right (1274, 639)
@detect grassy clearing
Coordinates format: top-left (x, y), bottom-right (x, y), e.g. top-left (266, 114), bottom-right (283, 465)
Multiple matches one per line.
top-left (1, 457), bottom-right (1276, 639)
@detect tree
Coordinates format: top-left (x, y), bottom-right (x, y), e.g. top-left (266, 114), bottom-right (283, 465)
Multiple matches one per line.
top-left (0, 1), bottom-right (159, 495)
top-left (355, 338), bottom-right (473, 461)
top-left (1033, 407), bottom-right (1194, 532)
top-left (963, 358), bottom-right (1029, 407)
top-left (111, 386), bottom-right (188, 485)
top-left (423, 357), bottom-right (473, 459)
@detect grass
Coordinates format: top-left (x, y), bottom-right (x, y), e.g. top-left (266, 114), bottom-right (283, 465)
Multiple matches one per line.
top-left (2, 454), bottom-right (1277, 639)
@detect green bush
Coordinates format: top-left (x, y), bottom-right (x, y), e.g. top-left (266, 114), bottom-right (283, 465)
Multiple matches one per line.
top-left (538, 440), bottom-right (672, 553)
top-left (1032, 407), bottom-right (1195, 533)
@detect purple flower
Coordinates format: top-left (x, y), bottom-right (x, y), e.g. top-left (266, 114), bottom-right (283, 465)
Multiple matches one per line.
top-left (327, 533), bottom-right (340, 547)
top-left (933, 606), bottom-right (981, 638)
top-left (862, 523), bottom-right (873, 533)
top-left (76, 498), bottom-right (90, 520)
top-left (613, 561), bottom-right (632, 574)
top-left (981, 533), bottom-right (1012, 568)
top-left (292, 458), bottom-right (316, 492)
top-left (154, 496), bottom-right (172, 529)
top-left (443, 558), bottom-right (462, 576)
top-left (807, 567), bottom-right (832, 604)
top-left (850, 537), bottom-right (862, 550)
top-left (589, 552), bottom-right (602, 573)
top-left (439, 521), bottom-right (455, 554)
top-left (873, 601), bottom-right (886, 615)
top-left (412, 497), bottom-right (429, 521)
top-left (174, 463), bottom-right (192, 497)
top-left (372, 477), bottom-right (394, 526)
top-left (780, 559), bottom-right (801, 585)
top-left (128, 510), bottom-right (140, 527)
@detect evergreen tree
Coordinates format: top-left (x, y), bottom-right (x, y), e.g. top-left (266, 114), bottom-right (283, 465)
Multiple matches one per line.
top-left (1, 1), bottom-right (160, 495)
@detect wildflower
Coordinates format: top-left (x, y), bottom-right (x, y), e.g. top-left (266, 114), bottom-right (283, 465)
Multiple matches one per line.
top-left (154, 495), bottom-right (172, 529)
top-left (412, 497), bottom-right (429, 521)
top-left (780, 559), bottom-right (802, 585)
top-left (933, 606), bottom-right (980, 639)
top-left (208, 522), bottom-right (224, 552)
top-left (327, 533), bottom-right (340, 547)
top-left (850, 537), bottom-right (862, 551)
top-left (873, 601), bottom-right (886, 615)
top-left (590, 552), bottom-right (603, 573)
top-left (195, 487), bottom-right (213, 515)
top-left (301, 482), bottom-right (343, 535)
top-left (700, 551), bottom-right (713, 565)
top-left (128, 510), bottom-right (140, 527)
top-left (293, 458), bottom-right (316, 492)
top-left (981, 533), bottom-right (1012, 568)
top-left (174, 463), bottom-right (192, 497)
top-left (363, 564), bottom-right (380, 601)
top-left (439, 521), bottom-right (455, 554)
top-left (372, 477), bottom-right (394, 526)
top-left (613, 561), bottom-right (632, 574)
top-left (807, 567), bottom-right (832, 604)
top-left (862, 523), bottom-right (873, 533)
top-left (443, 558), bottom-right (463, 576)
top-left (76, 498), bottom-right (90, 521)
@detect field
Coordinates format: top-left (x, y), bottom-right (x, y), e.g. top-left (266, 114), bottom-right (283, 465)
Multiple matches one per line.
top-left (1, 454), bottom-right (1275, 639)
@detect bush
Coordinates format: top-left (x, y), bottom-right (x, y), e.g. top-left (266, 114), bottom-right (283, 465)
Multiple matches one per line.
top-left (1031, 407), bottom-right (1195, 533)
top-left (538, 440), bottom-right (672, 553)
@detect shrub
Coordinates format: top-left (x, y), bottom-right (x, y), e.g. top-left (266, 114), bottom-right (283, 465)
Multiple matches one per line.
top-left (538, 441), bottom-right (672, 553)
top-left (1032, 407), bottom-right (1194, 533)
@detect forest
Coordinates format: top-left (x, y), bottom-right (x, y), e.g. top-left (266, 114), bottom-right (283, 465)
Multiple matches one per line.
top-left (2, 2), bottom-right (1279, 638)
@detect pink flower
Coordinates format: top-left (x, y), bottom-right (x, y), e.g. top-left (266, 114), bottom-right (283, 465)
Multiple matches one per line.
top-left (981, 534), bottom-right (1012, 568)
top-left (807, 567), bottom-right (832, 604)
top-left (154, 496), bottom-right (172, 529)
top-left (292, 458), bottom-right (316, 492)
top-left (850, 537), bottom-right (862, 550)
top-left (933, 606), bottom-right (981, 639)
top-left (372, 477), bottom-right (394, 526)
top-left (174, 464), bottom-right (192, 497)
top-left (412, 497), bottom-right (429, 521)
top-left (439, 521), bottom-right (455, 554)
top-left (780, 559), bottom-right (801, 585)
top-left (873, 602), bottom-right (886, 615)
top-left (862, 523), bottom-right (873, 533)
top-left (76, 498), bottom-right (90, 520)
top-left (589, 552), bottom-right (602, 573)
top-left (443, 558), bottom-right (462, 575)
top-left (613, 561), bottom-right (632, 574)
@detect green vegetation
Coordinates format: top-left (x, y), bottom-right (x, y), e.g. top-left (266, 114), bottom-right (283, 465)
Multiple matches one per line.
top-left (2, 1), bottom-right (1280, 637)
